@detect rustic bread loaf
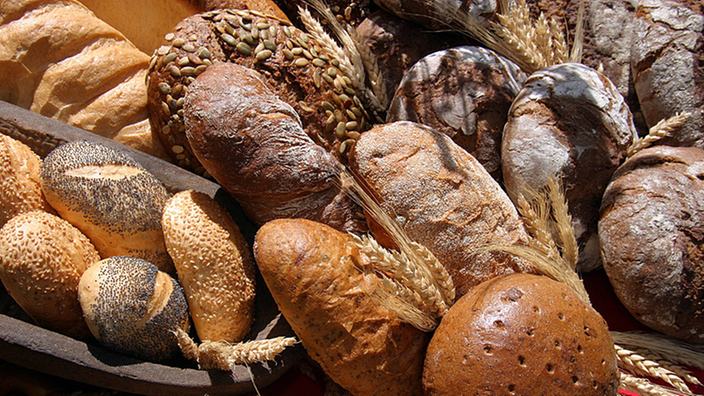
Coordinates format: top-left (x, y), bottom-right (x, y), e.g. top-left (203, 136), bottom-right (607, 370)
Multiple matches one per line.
top-left (502, 63), bottom-right (638, 273)
top-left (254, 218), bottom-right (427, 395)
top-left (0, 0), bottom-right (169, 160)
top-left (184, 62), bottom-right (366, 233)
top-left (350, 121), bottom-right (534, 299)
top-left (39, 140), bottom-right (173, 273)
top-left (0, 211), bottom-right (100, 339)
top-left (423, 273), bottom-right (619, 395)
top-left (600, 145), bottom-right (704, 344)
top-left (78, 256), bottom-right (190, 363)
top-left (147, 8), bottom-right (372, 171)
top-left (386, 45), bottom-right (526, 179)
top-left (0, 134), bottom-right (55, 227)
top-left (162, 190), bottom-right (256, 343)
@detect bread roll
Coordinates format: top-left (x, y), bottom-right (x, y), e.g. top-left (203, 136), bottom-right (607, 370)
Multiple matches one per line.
top-left (39, 140), bottom-right (173, 273)
top-left (162, 190), bottom-right (256, 343)
top-left (184, 62), bottom-right (366, 234)
top-left (0, 133), bottom-right (55, 227)
top-left (0, 0), bottom-right (169, 160)
top-left (600, 145), bottom-right (704, 344)
top-left (423, 273), bottom-right (619, 395)
top-left (350, 121), bottom-right (534, 299)
top-left (502, 63), bottom-right (638, 272)
top-left (78, 256), bottom-right (189, 363)
top-left (147, 8), bottom-right (372, 171)
top-left (0, 211), bottom-right (100, 339)
top-left (254, 218), bottom-right (427, 395)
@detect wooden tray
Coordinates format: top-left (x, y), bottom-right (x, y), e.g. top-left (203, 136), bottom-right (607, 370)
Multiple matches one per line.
top-left (0, 101), bottom-right (303, 396)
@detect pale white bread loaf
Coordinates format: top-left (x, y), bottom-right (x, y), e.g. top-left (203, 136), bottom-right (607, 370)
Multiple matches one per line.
top-left (0, 0), bottom-right (169, 160)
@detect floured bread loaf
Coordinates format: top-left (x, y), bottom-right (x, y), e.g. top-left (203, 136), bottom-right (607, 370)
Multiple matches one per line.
top-left (0, 211), bottom-right (100, 339)
top-left (39, 140), bottom-right (173, 273)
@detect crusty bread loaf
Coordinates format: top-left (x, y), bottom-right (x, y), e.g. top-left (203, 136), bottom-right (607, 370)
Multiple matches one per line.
top-left (184, 62), bottom-right (366, 234)
top-left (39, 140), bottom-right (173, 273)
top-left (600, 145), bottom-right (704, 344)
top-left (78, 256), bottom-right (189, 363)
top-left (423, 273), bottom-right (619, 395)
top-left (350, 121), bottom-right (534, 299)
top-left (0, 210), bottom-right (100, 339)
top-left (0, 0), bottom-right (169, 160)
top-left (0, 133), bottom-right (55, 227)
top-left (254, 218), bottom-right (427, 395)
top-left (162, 190), bottom-right (256, 343)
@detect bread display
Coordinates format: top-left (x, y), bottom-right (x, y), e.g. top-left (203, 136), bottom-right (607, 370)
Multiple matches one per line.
top-left (600, 145), bottom-right (704, 344)
top-left (0, 0), bottom-right (169, 161)
top-left (423, 273), bottom-right (619, 395)
top-left (146, 8), bottom-right (372, 171)
top-left (254, 218), bottom-right (428, 395)
top-left (183, 62), bottom-right (366, 233)
top-left (39, 140), bottom-right (173, 273)
top-left (0, 210), bottom-right (100, 339)
top-left (386, 45), bottom-right (526, 179)
top-left (78, 256), bottom-right (190, 363)
top-left (350, 121), bottom-right (535, 299)
top-left (502, 63), bottom-right (638, 272)
top-left (0, 134), bottom-right (55, 227)
top-left (162, 190), bottom-right (256, 343)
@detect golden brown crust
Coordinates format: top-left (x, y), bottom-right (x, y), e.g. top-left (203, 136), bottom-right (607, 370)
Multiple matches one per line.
top-left (254, 218), bottom-right (427, 395)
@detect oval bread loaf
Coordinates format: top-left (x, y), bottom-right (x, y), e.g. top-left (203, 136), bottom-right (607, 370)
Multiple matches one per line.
top-left (0, 211), bottom-right (100, 339)
top-left (162, 189), bottom-right (256, 343)
top-left (39, 140), bottom-right (173, 273)
top-left (78, 256), bottom-right (189, 363)
top-left (254, 218), bottom-right (427, 395)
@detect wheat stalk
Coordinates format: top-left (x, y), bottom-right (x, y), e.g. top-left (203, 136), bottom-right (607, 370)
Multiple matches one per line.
top-left (616, 344), bottom-right (693, 394)
top-left (627, 112), bottom-right (691, 157)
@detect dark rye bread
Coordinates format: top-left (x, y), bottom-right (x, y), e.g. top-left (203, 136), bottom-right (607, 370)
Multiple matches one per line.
top-left (184, 62), bottom-right (367, 234)
top-left (423, 273), bottom-right (619, 395)
top-left (600, 145), bottom-right (704, 344)
top-left (350, 121), bottom-right (534, 299)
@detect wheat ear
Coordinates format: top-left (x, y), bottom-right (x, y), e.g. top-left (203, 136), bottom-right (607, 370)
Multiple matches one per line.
top-left (615, 344), bottom-right (694, 394)
top-left (619, 371), bottom-right (687, 396)
top-left (631, 346), bottom-right (703, 387)
top-left (569, 0), bottom-right (586, 63)
top-left (611, 331), bottom-right (704, 371)
top-left (627, 112), bottom-right (691, 157)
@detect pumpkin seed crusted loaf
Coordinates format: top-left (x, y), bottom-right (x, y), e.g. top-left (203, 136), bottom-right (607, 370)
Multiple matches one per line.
top-left (146, 8), bottom-right (373, 173)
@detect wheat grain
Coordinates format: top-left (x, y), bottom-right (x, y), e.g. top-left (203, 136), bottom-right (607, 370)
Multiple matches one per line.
top-left (616, 344), bottom-right (692, 394)
top-left (611, 331), bottom-right (704, 371)
top-left (627, 112), bottom-right (691, 157)
top-left (619, 371), bottom-right (685, 396)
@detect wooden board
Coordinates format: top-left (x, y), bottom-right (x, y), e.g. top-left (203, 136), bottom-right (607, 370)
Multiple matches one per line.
top-left (0, 101), bottom-right (302, 395)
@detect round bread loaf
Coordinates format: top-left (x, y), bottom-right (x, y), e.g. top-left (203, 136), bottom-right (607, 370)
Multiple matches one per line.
top-left (502, 63), bottom-right (638, 273)
top-left (350, 121), bottom-right (534, 299)
top-left (147, 8), bottom-right (373, 172)
top-left (78, 256), bottom-right (189, 363)
top-left (39, 140), bottom-right (173, 273)
top-left (386, 45), bottom-right (526, 179)
top-left (162, 189), bottom-right (256, 343)
top-left (0, 134), bottom-right (55, 227)
top-left (423, 273), bottom-right (619, 395)
top-left (0, 211), bottom-right (100, 339)
top-left (600, 145), bottom-right (704, 344)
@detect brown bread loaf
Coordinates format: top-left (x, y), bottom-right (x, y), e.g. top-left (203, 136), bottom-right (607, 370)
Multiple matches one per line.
top-left (350, 121), bottom-right (534, 299)
top-left (423, 273), bottom-right (619, 395)
top-left (254, 218), bottom-right (427, 395)
top-left (0, 0), bottom-right (169, 160)
top-left (184, 62), bottom-right (366, 234)
top-left (600, 145), bottom-right (704, 344)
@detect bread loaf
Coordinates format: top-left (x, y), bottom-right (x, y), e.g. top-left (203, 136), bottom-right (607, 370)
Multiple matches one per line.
top-left (502, 63), bottom-right (638, 272)
top-left (600, 145), bottom-right (704, 344)
top-left (39, 140), bottom-right (173, 273)
top-left (78, 256), bottom-right (190, 363)
top-left (0, 211), bottom-right (100, 339)
top-left (0, 133), bottom-right (55, 227)
top-left (162, 190), bottom-right (256, 343)
top-left (350, 121), bottom-right (534, 298)
top-left (254, 218), bottom-right (427, 395)
top-left (146, 8), bottom-right (372, 171)
top-left (0, 0), bottom-right (169, 160)
top-left (423, 273), bottom-right (619, 395)
top-left (184, 62), bottom-right (366, 234)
